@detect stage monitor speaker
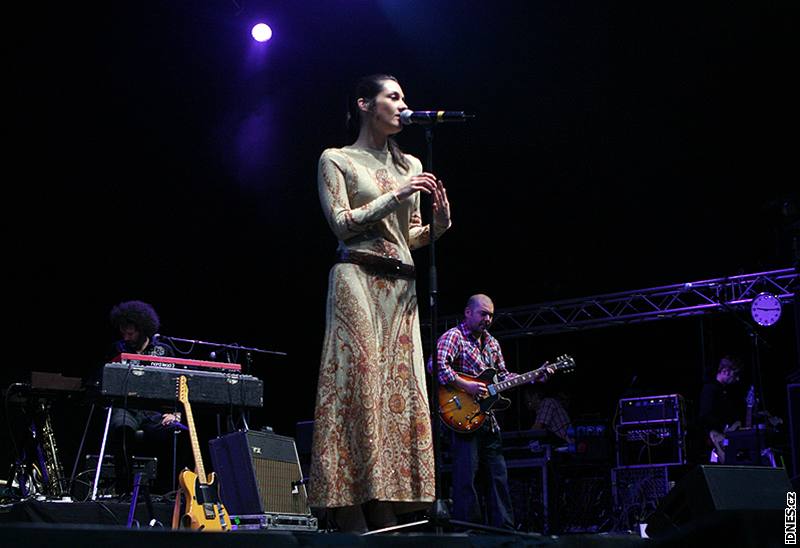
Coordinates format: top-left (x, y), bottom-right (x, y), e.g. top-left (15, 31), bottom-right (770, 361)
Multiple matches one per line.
top-left (788, 384), bottom-right (800, 480)
top-left (645, 465), bottom-right (791, 537)
top-left (208, 429), bottom-right (310, 516)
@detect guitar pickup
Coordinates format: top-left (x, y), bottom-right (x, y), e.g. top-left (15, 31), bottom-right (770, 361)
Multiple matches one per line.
top-left (452, 396), bottom-right (462, 410)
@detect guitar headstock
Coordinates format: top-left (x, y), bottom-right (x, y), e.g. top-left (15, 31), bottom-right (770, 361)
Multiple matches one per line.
top-left (177, 375), bottom-right (189, 404)
top-left (547, 354), bottom-right (575, 374)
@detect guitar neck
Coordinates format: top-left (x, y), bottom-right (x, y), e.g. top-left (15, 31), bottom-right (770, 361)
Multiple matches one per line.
top-left (491, 368), bottom-right (543, 394)
top-left (182, 399), bottom-right (206, 483)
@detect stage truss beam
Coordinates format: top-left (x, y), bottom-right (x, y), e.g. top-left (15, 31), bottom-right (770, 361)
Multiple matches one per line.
top-left (439, 268), bottom-right (798, 338)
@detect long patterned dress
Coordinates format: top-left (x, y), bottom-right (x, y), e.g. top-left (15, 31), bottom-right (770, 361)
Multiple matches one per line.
top-left (309, 144), bottom-right (448, 509)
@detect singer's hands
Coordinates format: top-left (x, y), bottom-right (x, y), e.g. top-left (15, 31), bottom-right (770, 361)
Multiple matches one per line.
top-left (394, 172), bottom-right (438, 201)
top-left (393, 172), bottom-right (451, 227)
top-left (433, 179), bottom-right (451, 227)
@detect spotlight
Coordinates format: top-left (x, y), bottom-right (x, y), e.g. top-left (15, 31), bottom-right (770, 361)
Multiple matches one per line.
top-left (251, 23), bottom-right (273, 43)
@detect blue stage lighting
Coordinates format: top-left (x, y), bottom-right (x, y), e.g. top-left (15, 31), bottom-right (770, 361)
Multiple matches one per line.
top-left (251, 23), bottom-right (273, 43)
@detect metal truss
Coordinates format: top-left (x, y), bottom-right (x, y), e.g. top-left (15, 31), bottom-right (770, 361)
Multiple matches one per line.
top-left (439, 268), bottom-right (798, 338)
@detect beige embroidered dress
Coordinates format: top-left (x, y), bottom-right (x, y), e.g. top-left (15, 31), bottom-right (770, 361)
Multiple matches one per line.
top-left (309, 144), bottom-right (448, 508)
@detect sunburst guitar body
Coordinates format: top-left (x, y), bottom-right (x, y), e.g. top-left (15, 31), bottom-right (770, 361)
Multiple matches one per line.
top-left (438, 355), bottom-right (575, 433)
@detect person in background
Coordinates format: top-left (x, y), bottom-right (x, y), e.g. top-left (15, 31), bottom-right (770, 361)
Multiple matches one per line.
top-left (697, 355), bottom-right (744, 463)
top-left (524, 385), bottom-right (574, 446)
top-left (107, 300), bottom-right (180, 496)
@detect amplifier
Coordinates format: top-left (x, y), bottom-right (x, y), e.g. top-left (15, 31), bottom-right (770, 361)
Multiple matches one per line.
top-left (209, 429), bottom-right (311, 517)
top-left (622, 426), bottom-right (674, 441)
top-left (618, 394), bottom-right (683, 424)
top-left (611, 464), bottom-right (671, 529)
top-left (572, 421), bottom-right (612, 462)
top-left (616, 422), bottom-right (684, 467)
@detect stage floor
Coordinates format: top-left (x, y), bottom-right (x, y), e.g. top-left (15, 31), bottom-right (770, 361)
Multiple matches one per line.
top-left (0, 500), bottom-right (786, 547)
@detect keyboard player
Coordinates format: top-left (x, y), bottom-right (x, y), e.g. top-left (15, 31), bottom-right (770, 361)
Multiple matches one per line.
top-left (523, 384), bottom-right (574, 446)
top-left (106, 300), bottom-right (181, 497)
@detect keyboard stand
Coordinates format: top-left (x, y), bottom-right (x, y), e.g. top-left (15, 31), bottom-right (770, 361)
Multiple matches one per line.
top-left (91, 405), bottom-right (113, 501)
top-left (69, 402), bottom-right (95, 494)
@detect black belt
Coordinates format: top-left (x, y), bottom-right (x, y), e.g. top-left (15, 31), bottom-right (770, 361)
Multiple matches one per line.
top-left (337, 250), bottom-right (416, 279)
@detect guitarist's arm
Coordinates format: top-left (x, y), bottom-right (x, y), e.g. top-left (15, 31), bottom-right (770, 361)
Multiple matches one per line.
top-left (433, 330), bottom-right (488, 398)
top-left (433, 331), bottom-right (461, 385)
top-left (453, 375), bottom-right (488, 398)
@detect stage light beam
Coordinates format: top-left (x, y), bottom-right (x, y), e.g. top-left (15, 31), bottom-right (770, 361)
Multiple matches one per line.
top-left (251, 23), bottom-right (273, 43)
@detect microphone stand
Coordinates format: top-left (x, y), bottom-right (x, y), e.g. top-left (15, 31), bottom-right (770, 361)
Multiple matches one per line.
top-left (157, 335), bottom-right (286, 434)
top-left (366, 121), bottom-right (534, 538)
top-left (156, 335), bottom-right (288, 367)
top-left (423, 124), bottom-right (450, 533)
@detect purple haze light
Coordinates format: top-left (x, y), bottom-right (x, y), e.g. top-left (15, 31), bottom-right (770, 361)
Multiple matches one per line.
top-left (251, 23), bottom-right (273, 43)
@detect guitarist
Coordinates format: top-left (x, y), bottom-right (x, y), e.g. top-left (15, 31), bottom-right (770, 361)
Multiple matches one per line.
top-left (433, 294), bottom-right (550, 530)
top-left (697, 356), bottom-right (744, 463)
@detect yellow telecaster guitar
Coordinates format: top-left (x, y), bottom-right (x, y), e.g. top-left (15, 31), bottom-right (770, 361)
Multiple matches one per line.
top-left (438, 355), bottom-right (575, 433)
top-left (172, 375), bottom-right (230, 531)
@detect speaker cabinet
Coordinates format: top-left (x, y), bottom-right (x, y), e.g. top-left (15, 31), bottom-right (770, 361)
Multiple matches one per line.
top-left (788, 384), bottom-right (800, 479)
top-left (209, 430), bottom-right (310, 516)
top-left (646, 465), bottom-right (791, 536)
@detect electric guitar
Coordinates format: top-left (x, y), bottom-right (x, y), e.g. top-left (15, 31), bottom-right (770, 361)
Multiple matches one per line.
top-left (438, 355), bottom-right (575, 433)
top-left (172, 375), bottom-right (230, 531)
top-left (710, 384), bottom-right (755, 464)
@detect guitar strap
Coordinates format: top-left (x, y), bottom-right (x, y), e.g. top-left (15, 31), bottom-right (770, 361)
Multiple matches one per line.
top-left (478, 344), bottom-right (502, 433)
top-left (480, 348), bottom-right (494, 369)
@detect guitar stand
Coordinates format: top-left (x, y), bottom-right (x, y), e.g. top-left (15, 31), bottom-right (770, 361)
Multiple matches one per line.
top-left (172, 422), bottom-right (187, 493)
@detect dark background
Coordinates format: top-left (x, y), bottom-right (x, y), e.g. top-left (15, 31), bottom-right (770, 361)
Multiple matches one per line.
top-left (7, 2), bottom-right (799, 481)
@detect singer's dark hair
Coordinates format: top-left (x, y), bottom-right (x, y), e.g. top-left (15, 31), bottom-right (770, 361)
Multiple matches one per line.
top-left (346, 74), bottom-right (410, 172)
top-left (110, 300), bottom-right (160, 339)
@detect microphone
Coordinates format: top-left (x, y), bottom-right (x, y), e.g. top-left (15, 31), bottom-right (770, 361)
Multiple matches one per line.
top-left (400, 110), bottom-right (474, 125)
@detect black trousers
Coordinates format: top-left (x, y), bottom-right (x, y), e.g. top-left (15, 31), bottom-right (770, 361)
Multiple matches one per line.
top-left (110, 408), bottom-right (174, 495)
top-left (450, 421), bottom-right (515, 529)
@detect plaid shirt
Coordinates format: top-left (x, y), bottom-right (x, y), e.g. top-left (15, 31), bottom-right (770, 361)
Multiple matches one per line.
top-left (434, 322), bottom-right (515, 385)
top-left (534, 397), bottom-right (572, 442)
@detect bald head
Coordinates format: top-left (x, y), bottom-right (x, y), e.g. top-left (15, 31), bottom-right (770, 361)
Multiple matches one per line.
top-left (466, 294), bottom-right (493, 311)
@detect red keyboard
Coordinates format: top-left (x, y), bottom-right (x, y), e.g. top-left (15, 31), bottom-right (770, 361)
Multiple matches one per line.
top-left (112, 353), bottom-right (242, 372)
